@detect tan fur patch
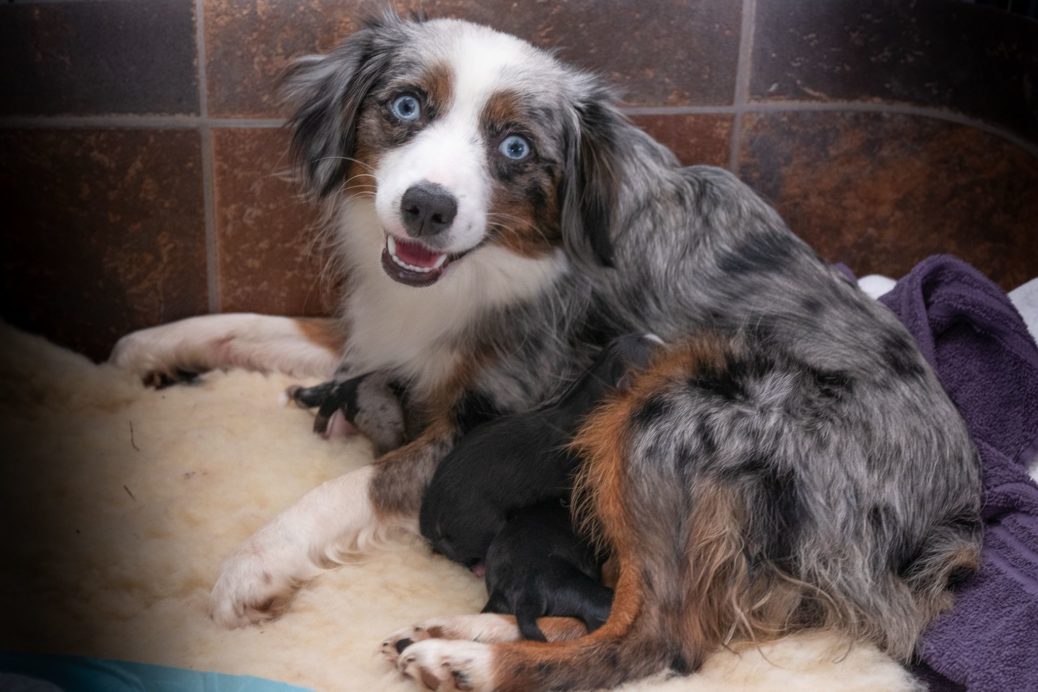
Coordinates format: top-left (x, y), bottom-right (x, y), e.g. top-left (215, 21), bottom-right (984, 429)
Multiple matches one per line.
top-left (481, 90), bottom-right (562, 259)
top-left (481, 90), bottom-right (524, 131)
top-left (369, 340), bottom-right (498, 518)
top-left (294, 318), bottom-right (346, 357)
top-left (422, 62), bottom-right (453, 114)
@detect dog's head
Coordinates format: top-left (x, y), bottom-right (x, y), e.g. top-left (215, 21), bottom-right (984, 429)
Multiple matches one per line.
top-left (283, 13), bottom-right (622, 288)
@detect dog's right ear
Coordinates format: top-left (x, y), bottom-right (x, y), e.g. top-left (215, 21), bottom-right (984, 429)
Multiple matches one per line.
top-left (282, 14), bottom-right (404, 197)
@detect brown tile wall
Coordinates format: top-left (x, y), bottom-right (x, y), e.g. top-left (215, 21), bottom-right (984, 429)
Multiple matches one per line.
top-left (2, 0), bottom-right (1036, 360)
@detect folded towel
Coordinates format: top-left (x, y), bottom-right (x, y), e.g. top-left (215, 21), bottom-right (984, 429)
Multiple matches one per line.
top-left (877, 255), bottom-right (1038, 691)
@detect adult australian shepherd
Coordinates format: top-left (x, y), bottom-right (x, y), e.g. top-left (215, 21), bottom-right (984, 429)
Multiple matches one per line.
top-left (111, 13), bottom-right (982, 691)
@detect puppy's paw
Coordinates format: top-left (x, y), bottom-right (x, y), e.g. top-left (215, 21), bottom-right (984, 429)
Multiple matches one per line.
top-left (208, 538), bottom-right (301, 628)
top-left (397, 639), bottom-right (494, 691)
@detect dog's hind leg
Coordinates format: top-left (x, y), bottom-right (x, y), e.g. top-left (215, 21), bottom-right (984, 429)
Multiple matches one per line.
top-left (110, 313), bottom-right (343, 385)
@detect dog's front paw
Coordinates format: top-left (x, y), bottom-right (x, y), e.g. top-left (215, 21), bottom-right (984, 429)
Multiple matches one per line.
top-left (397, 639), bottom-right (494, 691)
top-left (208, 538), bottom-right (301, 628)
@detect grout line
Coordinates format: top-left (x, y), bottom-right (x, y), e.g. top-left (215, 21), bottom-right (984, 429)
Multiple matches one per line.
top-left (728, 0), bottom-right (757, 172)
top-left (195, 0), bottom-right (220, 314)
top-left (1, 110), bottom-right (1034, 162)
top-left (620, 105), bottom-right (737, 116)
top-left (0, 115), bottom-right (288, 129)
top-left (0, 115), bottom-right (203, 129)
top-left (210, 118), bottom-right (286, 128)
top-left (745, 100), bottom-right (1038, 158)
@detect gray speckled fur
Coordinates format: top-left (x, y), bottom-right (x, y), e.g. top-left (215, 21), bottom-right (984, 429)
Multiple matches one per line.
top-left (284, 13), bottom-right (982, 684)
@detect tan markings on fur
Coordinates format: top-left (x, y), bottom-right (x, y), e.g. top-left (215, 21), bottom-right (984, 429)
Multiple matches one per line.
top-left (482, 89), bottom-right (562, 259)
top-left (433, 615), bottom-right (588, 643)
top-left (488, 186), bottom-right (560, 258)
top-left (369, 421), bottom-right (456, 518)
top-left (679, 479), bottom-right (804, 666)
top-left (480, 368), bottom-right (662, 690)
top-left (348, 109), bottom-right (384, 196)
top-left (600, 554), bottom-right (619, 589)
top-left (349, 63), bottom-right (455, 197)
top-left (422, 62), bottom-right (453, 115)
top-left (348, 134), bottom-right (382, 196)
top-left (370, 341), bottom-right (498, 518)
top-left (485, 336), bottom-right (819, 689)
top-left (913, 542), bottom-right (980, 623)
top-left (536, 617), bottom-right (590, 641)
top-left (481, 90), bottom-right (524, 130)
top-left (293, 318), bottom-right (346, 357)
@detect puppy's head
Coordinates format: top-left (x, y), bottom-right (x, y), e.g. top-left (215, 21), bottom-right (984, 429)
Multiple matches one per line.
top-left (420, 472), bottom-right (500, 570)
top-left (283, 13), bottom-right (622, 288)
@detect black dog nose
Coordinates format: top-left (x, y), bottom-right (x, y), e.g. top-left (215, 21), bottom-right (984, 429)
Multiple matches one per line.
top-left (400, 183), bottom-right (457, 237)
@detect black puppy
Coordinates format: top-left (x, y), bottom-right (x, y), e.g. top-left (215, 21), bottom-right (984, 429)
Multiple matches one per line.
top-left (419, 333), bottom-right (660, 567)
top-left (419, 334), bottom-right (660, 638)
top-left (482, 499), bottom-right (613, 641)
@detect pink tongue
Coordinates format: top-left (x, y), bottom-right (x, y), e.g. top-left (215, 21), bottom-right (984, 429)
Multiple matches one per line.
top-left (394, 237), bottom-right (444, 268)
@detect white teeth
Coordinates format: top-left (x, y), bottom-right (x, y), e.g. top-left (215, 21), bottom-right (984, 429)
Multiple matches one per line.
top-left (385, 235), bottom-right (447, 274)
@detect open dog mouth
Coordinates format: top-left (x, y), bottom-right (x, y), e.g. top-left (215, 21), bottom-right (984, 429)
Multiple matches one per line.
top-left (381, 235), bottom-right (482, 287)
top-left (381, 235), bottom-right (449, 287)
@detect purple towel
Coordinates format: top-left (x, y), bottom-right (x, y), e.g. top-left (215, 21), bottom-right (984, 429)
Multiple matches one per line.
top-left (877, 255), bottom-right (1038, 691)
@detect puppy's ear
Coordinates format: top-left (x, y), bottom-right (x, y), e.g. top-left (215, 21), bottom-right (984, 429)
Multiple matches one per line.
top-left (560, 90), bottom-right (624, 267)
top-left (281, 14), bottom-right (404, 197)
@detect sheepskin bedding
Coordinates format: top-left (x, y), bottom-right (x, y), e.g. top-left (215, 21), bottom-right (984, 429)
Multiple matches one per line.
top-left (0, 323), bottom-right (921, 691)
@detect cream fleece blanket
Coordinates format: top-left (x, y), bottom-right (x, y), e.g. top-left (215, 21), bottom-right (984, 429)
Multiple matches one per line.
top-left (0, 324), bottom-right (919, 691)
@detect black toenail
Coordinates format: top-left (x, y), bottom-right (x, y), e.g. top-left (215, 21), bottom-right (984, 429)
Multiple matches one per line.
top-left (394, 638), bottom-right (414, 654)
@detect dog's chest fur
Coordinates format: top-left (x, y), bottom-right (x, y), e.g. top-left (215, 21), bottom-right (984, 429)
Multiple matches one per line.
top-left (336, 198), bottom-right (570, 398)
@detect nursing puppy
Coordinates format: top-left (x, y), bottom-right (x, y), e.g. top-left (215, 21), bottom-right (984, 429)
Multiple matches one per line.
top-left (481, 500), bottom-right (613, 642)
top-left (419, 335), bottom-right (654, 642)
top-left (109, 13), bottom-right (983, 691)
top-left (420, 334), bottom-right (658, 569)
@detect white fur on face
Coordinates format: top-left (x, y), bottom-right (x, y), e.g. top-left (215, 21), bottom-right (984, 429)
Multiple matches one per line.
top-left (338, 199), bottom-right (568, 395)
top-left (372, 24), bottom-right (541, 254)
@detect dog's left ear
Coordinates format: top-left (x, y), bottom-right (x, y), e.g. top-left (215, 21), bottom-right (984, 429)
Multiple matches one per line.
top-left (560, 92), bottom-right (624, 268)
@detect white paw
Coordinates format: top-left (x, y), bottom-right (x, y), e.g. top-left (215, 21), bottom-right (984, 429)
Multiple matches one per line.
top-left (397, 639), bottom-right (494, 691)
top-left (208, 538), bottom-right (302, 628)
top-left (381, 623), bottom-right (437, 664)
top-left (381, 614), bottom-right (522, 664)
top-left (109, 328), bottom-right (179, 384)
top-left (209, 465), bottom-right (380, 628)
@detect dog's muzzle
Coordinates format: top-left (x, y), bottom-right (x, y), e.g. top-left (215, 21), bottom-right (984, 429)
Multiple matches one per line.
top-left (382, 182), bottom-right (467, 287)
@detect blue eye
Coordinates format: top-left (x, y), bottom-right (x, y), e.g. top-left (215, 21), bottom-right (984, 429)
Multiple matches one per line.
top-left (390, 94), bottom-right (421, 121)
top-left (499, 134), bottom-right (531, 161)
